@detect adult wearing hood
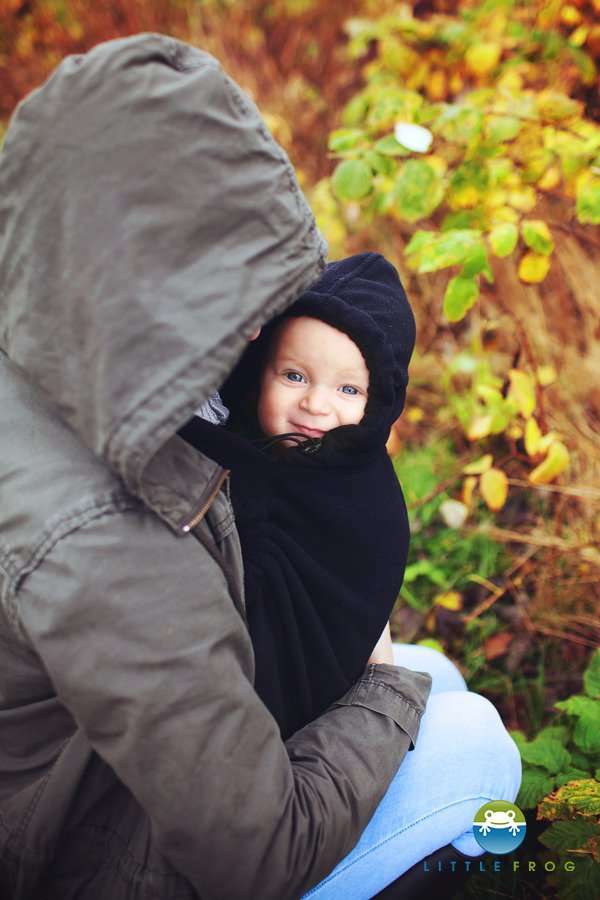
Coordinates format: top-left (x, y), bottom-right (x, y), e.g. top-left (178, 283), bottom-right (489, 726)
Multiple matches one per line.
top-left (0, 34), bottom-right (432, 900)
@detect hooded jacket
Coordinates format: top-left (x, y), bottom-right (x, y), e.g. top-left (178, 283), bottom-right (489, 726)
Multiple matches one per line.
top-left (0, 34), bottom-right (432, 900)
top-left (179, 252), bottom-right (416, 740)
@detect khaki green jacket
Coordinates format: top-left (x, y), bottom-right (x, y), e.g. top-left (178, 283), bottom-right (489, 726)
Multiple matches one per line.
top-left (0, 33), bottom-right (432, 900)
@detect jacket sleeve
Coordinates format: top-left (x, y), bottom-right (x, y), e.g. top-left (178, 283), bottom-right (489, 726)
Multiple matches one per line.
top-left (16, 505), bottom-right (432, 900)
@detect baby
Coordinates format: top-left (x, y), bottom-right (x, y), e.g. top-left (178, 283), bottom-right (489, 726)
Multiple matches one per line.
top-left (255, 313), bottom-right (393, 662)
top-left (180, 251), bottom-right (415, 739)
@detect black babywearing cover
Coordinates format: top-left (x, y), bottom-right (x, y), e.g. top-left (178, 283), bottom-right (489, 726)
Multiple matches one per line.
top-left (179, 252), bottom-right (416, 740)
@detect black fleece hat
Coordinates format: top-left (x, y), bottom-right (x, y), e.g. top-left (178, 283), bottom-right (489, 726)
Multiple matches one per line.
top-left (221, 251), bottom-right (416, 458)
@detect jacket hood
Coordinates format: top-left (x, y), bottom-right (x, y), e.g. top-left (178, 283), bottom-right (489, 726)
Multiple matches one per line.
top-left (217, 251), bottom-right (415, 464)
top-left (0, 33), bottom-right (326, 493)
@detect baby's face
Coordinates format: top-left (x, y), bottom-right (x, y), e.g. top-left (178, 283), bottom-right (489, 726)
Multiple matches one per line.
top-left (257, 316), bottom-right (369, 444)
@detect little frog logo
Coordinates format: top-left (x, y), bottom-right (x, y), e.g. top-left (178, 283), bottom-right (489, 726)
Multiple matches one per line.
top-left (472, 800), bottom-right (527, 854)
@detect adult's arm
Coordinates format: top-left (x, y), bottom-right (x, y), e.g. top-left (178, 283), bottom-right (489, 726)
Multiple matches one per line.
top-left (17, 506), bottom-right (432, 900)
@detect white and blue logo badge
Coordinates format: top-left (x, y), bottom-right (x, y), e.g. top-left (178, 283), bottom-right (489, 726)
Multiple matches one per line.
top-left (472, 800), bottom-right (527, 855)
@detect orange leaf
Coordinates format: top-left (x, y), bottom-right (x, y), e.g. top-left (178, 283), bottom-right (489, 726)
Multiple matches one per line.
top-left (484, 631), bottom-right (513, 661)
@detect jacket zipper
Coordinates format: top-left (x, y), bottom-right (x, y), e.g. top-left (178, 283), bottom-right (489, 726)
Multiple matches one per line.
top-left (180, 467), bottom-right (230, 533)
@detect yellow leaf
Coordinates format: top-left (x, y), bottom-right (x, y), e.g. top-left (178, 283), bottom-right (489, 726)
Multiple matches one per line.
top-left (569, 25), bottom-right (589, 47)
top-left (538, 166), bottom-right (561, 191)
top-left (423, 154), bottom-right (447, 177)
top-left (490, 205), bottom-right (519, 225)
top-left (497, 70), bottom-right (523, 92)
top-left (525, 417), bottom-right (542, 456)
top-left (508, 369), bottom-right (536, 419)
top-left (463, 454), bottom-right (493, 475)
top-left (467, 415), bottom-right (493, 440)
top-left (462, 475), bottom-right (478, 507)
top-left (561, 5), bottom-right (582, 26)
top-left (507, 423), bottom-right (523, 439)
top-left (480, 467), bottom-right (509, 511)
top-left (538, 430), bottom-right (563, 452)
top-left (508, 186), bottom-right (537, 212)
top-left (536, 365), bottom-right (557, 385)
top-left (529, 441), bottom-right (570, 484)
top-left (434, 591), bottom-right (463, 611)
top-left (519, 252), bottom-right (551, 283)
top-left (406, 406), bottom-right (425, 423)
top-left (465, 42), bottom-right (502, 77)
top-left (476, 385), bottom-right (503, 403)
top-left (427, 70), bottom-right (447, 102)
top-left (449, 72), bottom-right (465, 95)
top-left (449, 184), bottom-right (480, 209)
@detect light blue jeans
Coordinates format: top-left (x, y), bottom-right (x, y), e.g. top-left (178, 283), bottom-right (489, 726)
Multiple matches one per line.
top-left (302, 643), bottom-right (523, 900)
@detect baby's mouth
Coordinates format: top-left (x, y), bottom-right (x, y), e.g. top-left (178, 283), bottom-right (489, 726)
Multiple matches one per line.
top-left (291, 423), bottom-right (326, 438)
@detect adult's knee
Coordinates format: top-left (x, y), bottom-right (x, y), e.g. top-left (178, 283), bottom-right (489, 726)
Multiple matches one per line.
top-left (428, 691), bottom-right (522, 799)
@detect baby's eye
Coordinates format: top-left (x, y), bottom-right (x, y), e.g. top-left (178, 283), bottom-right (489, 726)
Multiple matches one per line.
top-left (340, 385), bottom-right (360, 395)
top-left (284, 371), bottom-right (305, 383)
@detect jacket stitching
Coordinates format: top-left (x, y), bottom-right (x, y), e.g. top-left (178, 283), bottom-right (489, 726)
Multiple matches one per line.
top-left (338, 684), bottom-right (424, 716)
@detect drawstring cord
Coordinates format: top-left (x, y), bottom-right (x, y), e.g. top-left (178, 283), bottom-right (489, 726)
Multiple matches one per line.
top-left (252, 432), bottom-right (323, 455)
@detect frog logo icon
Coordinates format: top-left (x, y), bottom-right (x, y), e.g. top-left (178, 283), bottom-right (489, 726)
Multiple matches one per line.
top-left (472, 800), bottom-right (527, 854)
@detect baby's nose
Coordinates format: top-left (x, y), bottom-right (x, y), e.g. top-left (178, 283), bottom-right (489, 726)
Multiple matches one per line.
top-left (301, 386), bottom-right (331, 414)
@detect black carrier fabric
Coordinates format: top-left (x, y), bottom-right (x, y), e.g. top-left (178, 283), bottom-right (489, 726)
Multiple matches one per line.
top-left (179, 252), bottom-right (416, 739)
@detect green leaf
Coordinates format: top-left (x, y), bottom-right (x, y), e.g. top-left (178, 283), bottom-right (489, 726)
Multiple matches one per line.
top-left (373, 134), bottom-right (412, 157)
top-left (539, 819), bottom-right (599, 853)
top-left (521, 220), bottom-right (555, 255)
top-left (405, 230), bottom-right (433, 257)
top-left (487, 115), bottom-right (521, 143)
top-left (392, 160), bottom-right (444, 222)
top-left (442, 209), bottom-right (485, 230)
top-left (574, 717), bottom-right (600, 755)
top-left (416, 638), bottom-right (445, 654)
top-left (488, 157), bottom-right (514, 186)
top-left (551, 857), bottom-right (600, 900)
top-left (516, 734), bottom-right (572, 774)
top-left (407, 228), bottom-right (482, 273)
top-left (555, 768), bottom-right (593, 788)
top-left (576, 174), bottom-right (600, 224)
top-left (537, 90), bottom-right (582, 122)
top-left (517, 767), bottom-right (555, 809)
top-left (462, 241), bottom-right (493, 282)
top-left (438, 105), bottom-right (484, 145)
top-left (363, 150), bottom-right (396, 177)
top-left (555, 695), bottom-right (600, 720)
top-left (403, 559), bottom-right (447, 586)
top-left (331, 159), bottom-right (373, 201)
top-left (489, 223), bottom-right (518, 257)
top-left (342, 93), bottom-right (369, 127)
top-left (584, 649), bottom-right (600, 698)
top-left (443, 275), bottom-right (479, 322)
top-left (538, 725), bottom-right (570, 743)
top-left (328, 129), bottom-right (368, 153)
top-left (450, 160), bottom-right (490, 193)
top-left (568, 46), bottom-right (597, 86)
